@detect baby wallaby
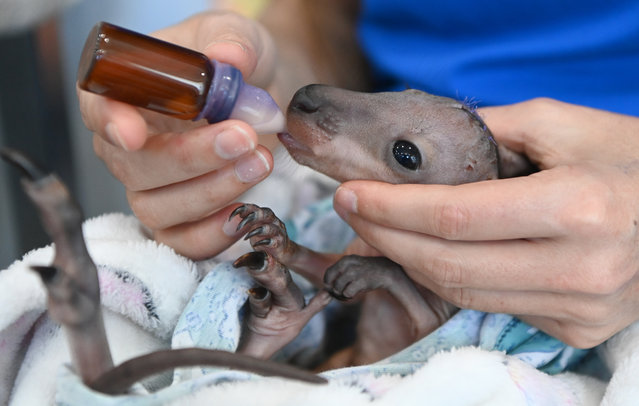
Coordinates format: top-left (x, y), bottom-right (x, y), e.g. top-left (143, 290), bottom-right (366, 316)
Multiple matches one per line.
top-left (232, 84), bottom-right (532, 367)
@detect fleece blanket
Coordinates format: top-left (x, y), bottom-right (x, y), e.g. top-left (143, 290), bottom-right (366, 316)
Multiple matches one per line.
top-left (1, 161), bottom-right (638, 405)
top-left (3, 210), bottom-right (639, 405)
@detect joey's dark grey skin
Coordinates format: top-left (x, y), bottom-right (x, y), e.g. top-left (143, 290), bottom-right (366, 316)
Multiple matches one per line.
top-left (1, 148), bottom-right (326, 396)
top-left (232, 85), bottom-right (530, 368)
top-left (282, 85), bottom-right (500, 185)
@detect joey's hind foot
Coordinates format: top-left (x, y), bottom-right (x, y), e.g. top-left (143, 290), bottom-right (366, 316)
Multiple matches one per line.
top-left (233, 251), bottom-right (331, 359)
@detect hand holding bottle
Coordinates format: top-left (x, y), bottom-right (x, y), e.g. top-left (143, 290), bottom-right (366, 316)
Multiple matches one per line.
top-left (77, 11), bottom-right (280, 259)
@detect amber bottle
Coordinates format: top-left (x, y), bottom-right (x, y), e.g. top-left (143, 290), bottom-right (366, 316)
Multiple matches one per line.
top-left (77, 22), bottom-right (284, 134)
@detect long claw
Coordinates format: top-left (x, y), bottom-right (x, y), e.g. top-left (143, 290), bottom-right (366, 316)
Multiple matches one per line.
top-left (249, 286), bottom-right (270, 301)
top-left (233, 251), bottom-right (267, 270)
top-left (248, 287), bottom-right (272, 318)
top-left (0, 147), bottom-right (48, 181)
top-left (6, 147), bottom-right (114, 387)
top-left (326, 289), bottom-right (350, 301)
top-left (30, 265), bottom-right (59, 284)
top-left (244, 226), bottom-right (265, 240)
top-left (253, 239), bottom-right (272, 248)
top-left (229, 204), bottom-right (248, 221)
top-left (236, 212), bottom-right (257, 232)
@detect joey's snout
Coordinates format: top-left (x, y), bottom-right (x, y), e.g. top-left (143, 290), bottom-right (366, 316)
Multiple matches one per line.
top-left (288, 85), bottom-right (324, 114)
top-left (283, 84), bottom-right (506, 185)
top-left (287, 84), bottom-right (362, 139)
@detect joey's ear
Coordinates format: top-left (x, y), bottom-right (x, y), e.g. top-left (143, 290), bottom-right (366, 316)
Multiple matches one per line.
top-left (497, 144), bottom-right (538, 178)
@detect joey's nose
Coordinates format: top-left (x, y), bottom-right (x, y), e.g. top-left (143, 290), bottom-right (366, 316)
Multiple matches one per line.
top-left (288, 85), bottom-right (324, 114)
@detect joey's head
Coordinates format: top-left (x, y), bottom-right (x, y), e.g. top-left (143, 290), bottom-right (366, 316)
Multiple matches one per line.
top-left (280, 84), bottom-right (499, 185)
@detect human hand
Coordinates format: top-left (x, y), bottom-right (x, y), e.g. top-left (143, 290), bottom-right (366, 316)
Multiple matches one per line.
top-left (77, 11), bottom-right (280, 259)
top-left (333, 98), bottom-right (639, 348)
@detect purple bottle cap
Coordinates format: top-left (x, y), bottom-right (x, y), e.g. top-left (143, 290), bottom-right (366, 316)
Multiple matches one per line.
top-left (197, 61), bottom-right (285, 135)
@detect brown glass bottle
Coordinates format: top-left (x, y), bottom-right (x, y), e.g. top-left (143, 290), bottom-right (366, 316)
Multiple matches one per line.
top-left (77, 21), bottom-right (212, 119)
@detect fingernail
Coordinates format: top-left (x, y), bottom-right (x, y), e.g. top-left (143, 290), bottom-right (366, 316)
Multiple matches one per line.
top-left (235, 150), bottom-right (270, 183)
top-left (205, 39), bottom-right (247, 54)
top-left (215, 126), bottom-right (255, 159)
top-left (334, 186), bottom-right (358, 214)
top-left (105, 122), bottom-right (129, 151)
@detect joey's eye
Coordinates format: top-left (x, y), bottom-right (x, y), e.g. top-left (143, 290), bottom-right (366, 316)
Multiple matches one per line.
top-left (393, 140), bottom-right (421, 170)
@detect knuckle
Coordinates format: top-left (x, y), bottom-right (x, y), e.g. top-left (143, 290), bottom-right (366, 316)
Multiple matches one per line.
top-left (499, 98), bottom-right (566, 150)
top-left (589, 266), bottom-right (627, 296)
top-left (526, 97), bottom-right (563, 112)
top-left (197, 11), bottom-right (258, 51)
top-left (109, 159), bottom-right (135, 189)
top-left (570, 301), bottom-right (614, 326)
top-left (433, 202), bottom-right (470, 239)
top-left (557, 324), bottom-right (608, 349)
top-left (556, 172), bottom-right (613, 234)
top-left (426, 251), bottom-right (465, 289)
top-left (94, 137), bottom-right (142, 191)
top-left (127, 192), bottom-right (163, 230)
top-left (527, 317), bottom-right (610, 349)
top-left (570, 252), bottom-right (629, 296)
top-left (523, 98), bottom-right (567, 123)
top-left (170, 137), bottom-right (199, 172)
top-left (445, 287), bottom-right (474, 309)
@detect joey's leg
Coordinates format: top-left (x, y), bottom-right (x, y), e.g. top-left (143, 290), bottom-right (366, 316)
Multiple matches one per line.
top-left (325, 255), bottom-right (454, 338)
top-left (1, 148), bottom-right (114, 387)
top-left (233, 251), bottom-right (331, 359)
top-left (230, 204), bottom-right (340, 287)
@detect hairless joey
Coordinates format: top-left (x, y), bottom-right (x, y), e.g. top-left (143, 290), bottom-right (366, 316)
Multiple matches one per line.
top-left (231, 85), bottom-right (534, 368)
top-left (0, 148), bottom-right (326, 396)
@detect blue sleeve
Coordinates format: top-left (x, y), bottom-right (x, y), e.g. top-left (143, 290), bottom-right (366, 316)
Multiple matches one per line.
top-left (358, 0), bottom-right (639, 116)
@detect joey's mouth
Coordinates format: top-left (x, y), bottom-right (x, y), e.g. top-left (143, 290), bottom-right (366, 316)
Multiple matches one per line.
top-left (277, 132), bottom-right (312, 153)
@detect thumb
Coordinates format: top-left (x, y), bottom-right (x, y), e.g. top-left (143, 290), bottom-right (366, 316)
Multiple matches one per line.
top-left (189, 12), bottom-right (276, 88)
top-left (478, 99), bottom-right (561, 170)
top-left (77, 87), bottom-right (148, 152)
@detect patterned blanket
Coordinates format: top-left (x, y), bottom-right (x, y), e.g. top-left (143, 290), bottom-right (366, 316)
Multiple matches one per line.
top-left (2, 160), bottom-right (637, 404)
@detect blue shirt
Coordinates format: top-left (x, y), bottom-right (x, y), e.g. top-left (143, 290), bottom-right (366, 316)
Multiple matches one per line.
top-left (358, 0), bottom-right (639, 116)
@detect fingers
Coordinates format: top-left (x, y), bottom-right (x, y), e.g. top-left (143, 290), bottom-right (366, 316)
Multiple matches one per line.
top-left (75, 11), bottom-right (282, 263)
top-left (79, 11), bottom-right (277, 153)
top-left (329, 212), bottom-right (529, 292)
top-left (461, 289), bottom-right (628, 349)
top-left (415, 280), bottom-right (631, 348)
top-left (479, 98), bottom-right (639, 169)
top-left (93, 122), bottom-right (271, 259)
top-left (335, 163), bottom-right (624, 244)
top-left (94, 120), bottom-right (261, 191)
top-left (159, 11), bottom-right (275, 87)
top-left (477, 98), bottom-right (571, 166)
top-left (334, 164), bottom-right (635, 295)
top-left (336, 204), bottom-right (633, 295)
top-left (126, 145), bottom-right (271, 230)
top-left (199, 15), bottom-right (276, 88)
top-left (518, 314), bottom-right (630, 349)
top-left (334, 175), bottom-right (569, 243)
top-left (78, 88), bottom-right (149, 151)
top-left (153, 203), bottom-right (243, 260)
